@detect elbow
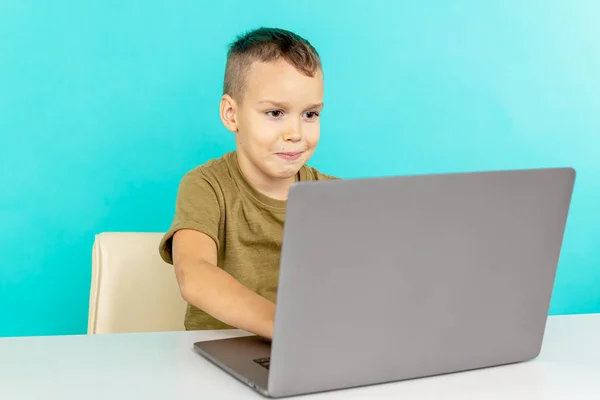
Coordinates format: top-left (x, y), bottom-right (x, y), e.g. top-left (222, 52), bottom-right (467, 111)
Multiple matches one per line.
top-left (174, 263), bottom-right (193, 304)
top-left (178, 281), bottom-right (193, 305)
top-left (174, 260), bottom-right (212, 307)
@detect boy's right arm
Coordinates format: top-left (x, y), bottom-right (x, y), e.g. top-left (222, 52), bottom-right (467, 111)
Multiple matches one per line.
top-left (171, 228), bottom-right (276, 339)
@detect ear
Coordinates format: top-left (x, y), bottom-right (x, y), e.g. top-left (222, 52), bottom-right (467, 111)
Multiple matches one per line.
top-left (220, 94), bottom-right (238, 133)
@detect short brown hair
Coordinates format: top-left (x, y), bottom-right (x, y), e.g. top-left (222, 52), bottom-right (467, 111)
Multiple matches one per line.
top-left (223, 27), bottom-right (322, 102)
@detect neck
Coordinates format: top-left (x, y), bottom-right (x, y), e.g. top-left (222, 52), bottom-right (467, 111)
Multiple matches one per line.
top-left (235, 151), bottom-right (296, 201)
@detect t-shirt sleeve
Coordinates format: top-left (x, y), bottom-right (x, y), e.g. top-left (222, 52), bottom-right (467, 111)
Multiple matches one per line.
top-left (158, 170), bottom-right (221, 264)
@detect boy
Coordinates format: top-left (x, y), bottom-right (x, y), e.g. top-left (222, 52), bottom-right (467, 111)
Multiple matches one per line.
top-left (158, 27), bottom-right (337, 339)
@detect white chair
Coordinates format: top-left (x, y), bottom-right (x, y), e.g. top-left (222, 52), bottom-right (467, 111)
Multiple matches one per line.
top-left (88, 232), bottom-right (187, 334)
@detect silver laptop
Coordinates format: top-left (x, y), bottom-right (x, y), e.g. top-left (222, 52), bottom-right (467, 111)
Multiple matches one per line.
top-left (193, 167), bottom-right (575, 397)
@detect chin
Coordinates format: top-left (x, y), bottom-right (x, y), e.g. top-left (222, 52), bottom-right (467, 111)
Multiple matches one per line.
top-left (266, 163), bottom-right (301, 179)
top-left (274, 168), bottom-right (301, 180)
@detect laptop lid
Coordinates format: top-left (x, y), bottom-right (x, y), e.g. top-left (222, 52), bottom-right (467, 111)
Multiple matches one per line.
top-left (267, 167), bottom-right (575, 397)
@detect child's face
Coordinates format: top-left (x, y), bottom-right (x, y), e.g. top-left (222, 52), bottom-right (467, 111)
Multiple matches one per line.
top-left (223, 59), bottom-right (324, 182)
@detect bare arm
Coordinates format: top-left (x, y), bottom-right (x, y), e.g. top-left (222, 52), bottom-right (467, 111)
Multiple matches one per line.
top-left (172, 229), bottom-right (275, 338)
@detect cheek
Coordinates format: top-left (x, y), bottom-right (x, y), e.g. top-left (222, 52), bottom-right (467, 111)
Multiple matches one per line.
top-left (305, 124), bottom-right (321, 147)
top-left (243, 115), bottom-right (281, 148)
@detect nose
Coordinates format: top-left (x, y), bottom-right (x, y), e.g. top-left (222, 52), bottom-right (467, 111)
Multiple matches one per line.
top-left (282, 127), bottom-right (302, 143)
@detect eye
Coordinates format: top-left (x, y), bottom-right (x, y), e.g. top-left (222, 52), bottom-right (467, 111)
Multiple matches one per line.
top-left (266, 110), bottom-right (284, 118)
top-left (304, 111), bottom-right (320, 120)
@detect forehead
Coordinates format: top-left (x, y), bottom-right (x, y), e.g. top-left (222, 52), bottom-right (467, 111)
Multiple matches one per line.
top-left (243, 59), bottom-right (323, 104)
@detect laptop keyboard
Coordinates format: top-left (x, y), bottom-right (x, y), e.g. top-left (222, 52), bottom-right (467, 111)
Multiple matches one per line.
top-left (253, 357), bottom-right (270, 370)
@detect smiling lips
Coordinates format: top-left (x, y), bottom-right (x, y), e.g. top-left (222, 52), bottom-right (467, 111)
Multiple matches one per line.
top-left (276, 151), bottom-right (303, 161)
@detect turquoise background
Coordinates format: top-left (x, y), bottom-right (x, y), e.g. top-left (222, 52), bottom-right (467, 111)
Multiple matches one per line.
top-left (1, 1), bottom-right (599, 337)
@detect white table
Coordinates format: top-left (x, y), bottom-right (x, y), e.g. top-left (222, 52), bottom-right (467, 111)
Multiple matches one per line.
top-left (1, 314), bottom-right (599, 399)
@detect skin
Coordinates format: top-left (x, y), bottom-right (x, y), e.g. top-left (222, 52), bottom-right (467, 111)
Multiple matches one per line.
top-left (172, 58), bottom-right (324, 338)
top-left (222, 58), bottom-right (324, 200)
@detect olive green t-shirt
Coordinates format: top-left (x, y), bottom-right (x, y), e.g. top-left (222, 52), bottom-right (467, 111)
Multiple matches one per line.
top-left (158, 151), bottom-right (338, 330)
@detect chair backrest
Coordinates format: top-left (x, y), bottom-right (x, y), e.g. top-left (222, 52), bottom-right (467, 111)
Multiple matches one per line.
top-left (88, 232), bottom-right (187, 334)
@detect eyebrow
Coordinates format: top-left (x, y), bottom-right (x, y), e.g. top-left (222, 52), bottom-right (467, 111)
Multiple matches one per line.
top-left (259, 100), bottom-right (324, 109)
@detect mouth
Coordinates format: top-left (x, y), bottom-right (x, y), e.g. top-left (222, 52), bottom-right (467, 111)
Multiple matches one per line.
top-left (276, 151), bottom-right (304, 161)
